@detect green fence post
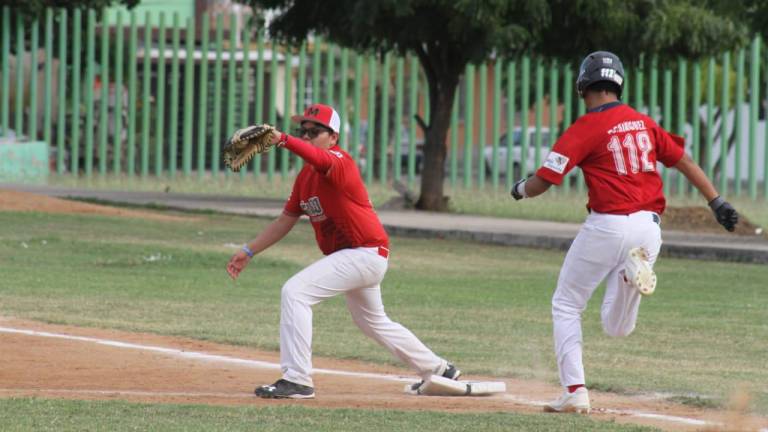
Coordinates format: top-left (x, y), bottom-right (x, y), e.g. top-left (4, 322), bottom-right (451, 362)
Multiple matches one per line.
top-left (719, 52), bottom-right (730, 195)
top-left (477, 63), bottom-right (487, 186)
top-left (338, 48), bottom-right (349, 151)
top-left (169, 12), bottom-right (180, 178)
top-left (267, 42), bottom-right (278, 180)
top-left (649, 56), bottom-right (658, 121)
top-left (0, 7), bottom-right (9, 137)
top-left (14, 12), bottom-right (24, 139)
top-left (325, 43), bottom-right (334, 105)
top-left (238, 17), bottom-right (251, 179)
top-left (634, 57), bottom-right (643, 112)
top-left (56, 9), bottom-right (67, 173)
top-left (113, 11), bottom-right (124, 174)
top-left (226, 12), bottom-right (237, 179)
top-left (676, 58), bottom-right (687, 196)
top-left (463, 64), bottom-right (474, 188)
top-left (534, 58), bottom-right (544, 170)
top-left (520, 56), bottom-right (530, 182)
top-left (98, 9), bottom-right (110, 175)
top-left (450, 90), bottom-right (459, 188)
top-left (379, 52), bottom-right (390, 184)
top-left (295, 42), bottom-right (306, 170)
top-left (70, 9), bottom-right (82, 175)
top-left (705, 57), bottom-right (715, 181)
top-left (182, 16), bottom-right (195, 177)
top-left (98, 9), bottom-right (109, 176)
top-left (127, 11), bottom-right (138, 176)
top-left (197, 14), bottom-right (210, 179)
top-left (281, 48), bottom-right (293, 179)
top-left (28, 17), bottom-right (39, 141)
top-left (562, 64), bottom-right (573, 192)
top-left (734, 49), bottom-right (744, 196)
top-left (84, 10), bottom-right (96, 177)
top-left (662, 67), bottom-right (672, 196)
top-left (155, 12), bottom-right (166, 177)
top-left (43, 9), bottom-right (53, 147)
top-left (312, 36), bottom-right (321, 103)
top-left (408, 56), bottom-right (418, 187)
top-left (749, 37), bottom-right (760, 199)
top-left (211, 13), bottom-right (223, 178)
top-left (548, 60), bottom-right (558, 193)
top-left (140, 12), bottom-right (152, 177)
top-left (251, 28), bottom-right (264, 176)
top-left (352, 52), bottom-right (362, 164)
top-left (492, 59), bottom-right (502, 189)
top-left (505, 59), bottom-right (516, 190)
top-left (366, 55), bottom-right (377, 184)
top-left (393, 56), bottom-right (404, 181)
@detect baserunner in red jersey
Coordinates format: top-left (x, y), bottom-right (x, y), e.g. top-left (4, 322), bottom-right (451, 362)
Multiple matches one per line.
top-left (226, 103), bottom-right (461, 399)
top-left (510, 51), bottom-right (738, 414)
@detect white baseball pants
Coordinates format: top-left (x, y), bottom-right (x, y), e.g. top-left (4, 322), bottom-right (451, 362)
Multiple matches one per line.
top-left (552, 210), bottom-right (662, 387)
top-left (279, 246), bottom-right (447, 387)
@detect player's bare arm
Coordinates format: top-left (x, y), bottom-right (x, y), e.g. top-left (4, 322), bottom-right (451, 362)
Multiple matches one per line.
top-left (674, 154), bottom-right (739, 232)
top-left (226, 213), bottom-right (300, 280)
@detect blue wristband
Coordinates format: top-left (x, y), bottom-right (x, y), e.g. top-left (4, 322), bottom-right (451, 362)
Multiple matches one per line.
top-left (242, 244), bottom-right (254, 257)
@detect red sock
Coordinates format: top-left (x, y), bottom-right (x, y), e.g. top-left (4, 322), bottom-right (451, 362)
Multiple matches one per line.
top-left (568, 384), bottom-right (584, 393)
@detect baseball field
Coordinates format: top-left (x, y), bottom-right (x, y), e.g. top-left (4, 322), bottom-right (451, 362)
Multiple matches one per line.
top-left (1, 189), bottom-right (767, 431)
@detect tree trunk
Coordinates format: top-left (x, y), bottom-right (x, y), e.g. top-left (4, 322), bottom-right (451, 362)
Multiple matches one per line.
top-left (416, 75), bottom-right (457, 211)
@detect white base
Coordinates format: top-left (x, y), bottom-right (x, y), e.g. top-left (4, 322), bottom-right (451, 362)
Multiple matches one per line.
top-left (404, 375), bottom-right (506, 396)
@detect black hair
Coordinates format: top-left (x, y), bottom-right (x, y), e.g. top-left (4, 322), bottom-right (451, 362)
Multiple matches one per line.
top-left (585, 81), bottom-right (621, 97)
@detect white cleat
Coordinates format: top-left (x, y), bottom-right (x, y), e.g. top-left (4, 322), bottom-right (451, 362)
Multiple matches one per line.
top-left (624, 247), bottom-right (656, 296)
top-left (543, 387), bottom-right (591, 414)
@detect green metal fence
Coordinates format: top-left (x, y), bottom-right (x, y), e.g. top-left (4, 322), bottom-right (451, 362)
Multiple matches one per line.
top-left (1, 7), bottom-right (767, 199)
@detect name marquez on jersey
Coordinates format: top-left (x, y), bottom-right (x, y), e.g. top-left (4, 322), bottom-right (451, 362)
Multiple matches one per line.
top-left (300, 196), bottom-right (327, 222)
top-left (607, 120), bottom-right (646, 135)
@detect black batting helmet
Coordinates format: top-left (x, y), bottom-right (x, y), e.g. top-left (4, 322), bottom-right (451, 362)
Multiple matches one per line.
top-left (576, 51), bottom-right (625, 98)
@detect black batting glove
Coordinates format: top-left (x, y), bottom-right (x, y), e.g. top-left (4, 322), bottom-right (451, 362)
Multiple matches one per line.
top-left (510, 177), bottom-right (527, 200)
top-left (708, 196), bottom-right (738, 232)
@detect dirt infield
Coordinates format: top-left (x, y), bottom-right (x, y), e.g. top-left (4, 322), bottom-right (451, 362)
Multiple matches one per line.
top-left (1, 189), bottom-right (766, 431)
top-left (2, 318), bottom-right (767, 432)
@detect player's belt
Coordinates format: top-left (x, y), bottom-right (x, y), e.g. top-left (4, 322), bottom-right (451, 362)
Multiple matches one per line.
top-left (651, 213), bottom-right (660, 224)
top-left (377, 246), bottom-right (390, 258)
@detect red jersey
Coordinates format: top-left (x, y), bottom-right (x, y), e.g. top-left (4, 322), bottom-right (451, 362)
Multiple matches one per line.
top-left (536, 103), bottom-right (685, 214)
top-left (282, 135), bottom-right (389, 255)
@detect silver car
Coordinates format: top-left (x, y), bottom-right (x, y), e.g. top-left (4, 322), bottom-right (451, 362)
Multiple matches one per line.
top-left (484, 127), bottom-right (551, 177)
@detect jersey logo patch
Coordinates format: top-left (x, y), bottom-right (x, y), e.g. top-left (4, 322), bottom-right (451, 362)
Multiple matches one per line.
top-left (300, 196), bottom-right (327, 221)
top-left (329, 150), bottom-right (344, 159)
top-left (543, 151), bottom-right (569, 174)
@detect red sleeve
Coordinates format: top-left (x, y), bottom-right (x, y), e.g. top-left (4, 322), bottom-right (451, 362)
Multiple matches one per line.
top-left (283, 135), bottom-right (335, 173)
top-left (654, 129), bottom-right (685, 167)
top-left (282, 178), bottom-right (303, 216)
top-left (535, 127), bottom-right (587, 185)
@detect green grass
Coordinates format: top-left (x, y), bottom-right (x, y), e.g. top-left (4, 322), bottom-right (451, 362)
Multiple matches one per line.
top-left (49, 173), bottom-right (768, 229)
top-left (0, 210), bottom-right (766, 421)
top-left (0, 398), bottom-right (659, 432)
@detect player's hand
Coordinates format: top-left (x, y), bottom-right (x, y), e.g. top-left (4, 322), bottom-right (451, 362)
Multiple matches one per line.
top-left (708, 196), bottom-right (738, 232)
top-left (510, 177), bottom-right (529, 200)
top-left (226, 250), bottom-right (251, 280)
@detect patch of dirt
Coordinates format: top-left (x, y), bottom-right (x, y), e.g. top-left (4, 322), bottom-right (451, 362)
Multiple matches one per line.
top-left (0, 318), bottom-right (766, 432)
top-left (662, 207), bottom-right (764, 237)
top-left (0, 189), bottom-right (196, 222)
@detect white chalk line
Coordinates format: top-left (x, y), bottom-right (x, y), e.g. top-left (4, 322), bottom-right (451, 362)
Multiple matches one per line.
top-left (0, 326), bottom-right (740, 428)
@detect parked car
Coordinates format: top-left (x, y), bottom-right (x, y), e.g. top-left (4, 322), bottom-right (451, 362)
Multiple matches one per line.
top-left (484, 127), bottom-right (551, 178)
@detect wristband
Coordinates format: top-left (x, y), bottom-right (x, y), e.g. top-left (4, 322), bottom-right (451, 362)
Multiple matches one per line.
top-left (242, 244), bottom-right (255, 257)
top-left (708, 195), bottom-right (724, 210)
top-left (514, 179), bottom-right (529, 198)
top-left (277, 132), bottom-right (288, 147)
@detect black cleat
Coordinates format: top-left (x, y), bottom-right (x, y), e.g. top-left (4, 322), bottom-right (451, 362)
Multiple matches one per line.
top-left (255, 379), bottom-right (315, 399)
top-left (410, 362), bottom-right (462, 392)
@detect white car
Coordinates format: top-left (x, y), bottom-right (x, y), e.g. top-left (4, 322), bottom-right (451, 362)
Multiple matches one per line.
top-left (484, 127), bottom-right (551, 177)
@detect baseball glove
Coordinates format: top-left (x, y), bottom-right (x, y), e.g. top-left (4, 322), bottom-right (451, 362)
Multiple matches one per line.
top-left (222, 124), bottom-right (277, 171)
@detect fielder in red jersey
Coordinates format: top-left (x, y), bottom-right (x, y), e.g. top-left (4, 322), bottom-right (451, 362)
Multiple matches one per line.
top-left (226, 103), bottom-right (461, 399)
top-left (510, 51), bottom-right (738, 414)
